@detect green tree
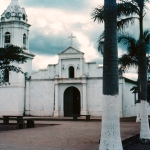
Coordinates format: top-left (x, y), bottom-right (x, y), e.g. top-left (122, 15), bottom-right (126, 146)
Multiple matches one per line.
top-left (92, 0), bottom-right (150, 140)
top-left (0, 45), bottom-right (28, 85)
top-left (118, 29), bottom-right (150, 76)
top-left (98, 0), bottom-right (123, 149)
top-left (118, 30), bottom-right (150, 122)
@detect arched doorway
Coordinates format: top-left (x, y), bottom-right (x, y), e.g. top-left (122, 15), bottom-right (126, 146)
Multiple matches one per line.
top-left (64, 87), bottom-right (80, 117)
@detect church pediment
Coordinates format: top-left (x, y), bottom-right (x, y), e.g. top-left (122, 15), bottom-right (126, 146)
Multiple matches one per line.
top-left (59, 46), bottom-right (84, 55)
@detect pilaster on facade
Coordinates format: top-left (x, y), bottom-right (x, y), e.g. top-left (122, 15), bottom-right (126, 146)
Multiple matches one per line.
top-left (25, 81), bottom-right (30, 115)
top-left (54, 110), bottom-right (61, 117)
top-left (80, 58), bottom-right (83, 76)
top-left (81, 78), bottom-right (89, 115)
top-left (54, 80), bottom-right (61, 117)
top-left (58, 59), bottom-right (62, 78)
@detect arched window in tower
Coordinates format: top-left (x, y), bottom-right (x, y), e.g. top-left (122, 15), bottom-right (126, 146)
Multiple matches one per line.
top-left (5, 32), bottom-right (11, 44)
top-left (3, 69), bottom-right (9, 82)
top-left (69, 66), bottom-right (74, 78)
top-left (23, 33), bottom-right (26, 49)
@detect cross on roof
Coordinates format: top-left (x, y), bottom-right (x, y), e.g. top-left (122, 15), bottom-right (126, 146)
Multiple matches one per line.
top-left (68, 33), bottom-right (76, 46)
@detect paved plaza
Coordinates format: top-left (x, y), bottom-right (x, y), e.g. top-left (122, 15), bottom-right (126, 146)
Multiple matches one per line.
top-left (0, 117), bottom-right (147, 150)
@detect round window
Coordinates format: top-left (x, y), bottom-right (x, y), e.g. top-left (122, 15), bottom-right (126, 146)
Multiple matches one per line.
top-left (5, 12), bottom-right (11, 19)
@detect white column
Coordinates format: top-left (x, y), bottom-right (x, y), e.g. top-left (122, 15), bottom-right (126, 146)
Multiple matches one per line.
top-left (54, 81), bottom-right (60, 117)
top-left (81, 79), bottom-right (89, 115)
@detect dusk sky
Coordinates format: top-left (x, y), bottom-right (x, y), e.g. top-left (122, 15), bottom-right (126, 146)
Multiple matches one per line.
top-left (1, 0), bottom-right (150, 80)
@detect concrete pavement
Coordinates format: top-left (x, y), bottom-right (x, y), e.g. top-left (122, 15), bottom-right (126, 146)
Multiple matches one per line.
top-left (0, 118), bottom-right (141, 150)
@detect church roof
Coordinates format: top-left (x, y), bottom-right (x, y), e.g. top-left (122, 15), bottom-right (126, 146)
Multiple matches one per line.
top-left (1, 0), bottom-right (28, 23)
top-left (58, 46), bottom-right (84, 55)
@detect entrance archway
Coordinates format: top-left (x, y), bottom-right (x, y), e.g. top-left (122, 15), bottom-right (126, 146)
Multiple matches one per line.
top-left (64, 87), bottom-right (80, 117)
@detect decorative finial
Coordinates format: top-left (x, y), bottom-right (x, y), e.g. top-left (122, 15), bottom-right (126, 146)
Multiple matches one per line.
top-left (68, 33), bottom-right (76, 46)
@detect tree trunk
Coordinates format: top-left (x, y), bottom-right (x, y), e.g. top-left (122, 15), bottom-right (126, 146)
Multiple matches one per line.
top-left (138, 40), bottom-right (150, 139)
top-left (136, 76), bottom-right (141, 122)
top-left (100, 96), bottom-right (123, 149)
top-left (99, 0), bottom-right (123, 149)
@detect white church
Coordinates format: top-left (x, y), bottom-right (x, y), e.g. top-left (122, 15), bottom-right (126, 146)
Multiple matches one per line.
top-left (0, 0), bottom-right (149, 117)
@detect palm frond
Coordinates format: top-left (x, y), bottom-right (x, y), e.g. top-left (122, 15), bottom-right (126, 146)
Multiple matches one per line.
top-left (117, 1), bottom-right (140, 17)
top-left (118, 32), bottom-right (138, 56)
top-left (91, 5), bottom-right (104, 23)
top-left (98, 31), bottom-right (105, 52)
top-left (118, 54), bottom-right (138, 75)
top-left (143, 29), bottom-right (150, 53)
top-left (117, 17), bottom-right (138, 30)
top-left (143, 29), bottom-right (150, 44)
top-left (130, 86), bottom-right (138, 93)
top-left (146, 55), bottom-right (150, 74)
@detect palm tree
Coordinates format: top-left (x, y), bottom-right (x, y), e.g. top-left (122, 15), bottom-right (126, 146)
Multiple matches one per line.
top-left (118, 30), bottom-right (150, 122)
top-left (118, 30), bottom-right (150, 75)
top-left (92, 0), bottom-right (150, 140)
top-left (98, 0), bottom-right (123, 149)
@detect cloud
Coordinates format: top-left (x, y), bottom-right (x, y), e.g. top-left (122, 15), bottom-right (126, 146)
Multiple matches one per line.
top-left (74, 31), bottom-right (101, 62)
top-left (21, 0), bottom-right (90, 12)
top-left (1, 0), bottom-right (149, 82)
top-left (0, 0), bottom-right (10, 14)
top-left (29, 28), bottom-right (73, 56)
top-left (32, 54), bottom-right (58, 71)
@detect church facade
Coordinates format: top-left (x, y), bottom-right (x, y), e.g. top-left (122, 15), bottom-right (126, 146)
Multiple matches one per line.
top-left (1, 0), bottom-right (150, 117)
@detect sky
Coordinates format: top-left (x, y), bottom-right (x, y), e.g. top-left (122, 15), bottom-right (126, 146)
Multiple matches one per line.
top-left (1, 0), bottom-right (150, 80)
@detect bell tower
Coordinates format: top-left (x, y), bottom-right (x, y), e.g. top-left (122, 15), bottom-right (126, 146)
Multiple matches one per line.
top-left (0, 0), bottom-right (30, 51)
top-left (0, 0), bottom-right (34, 81)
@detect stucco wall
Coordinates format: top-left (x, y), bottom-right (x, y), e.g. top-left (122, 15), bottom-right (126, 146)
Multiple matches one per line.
top-left (32, 64), bottom-right (58, 79)
top-left (26, 80), bottom-right (54, 116)
top-left (87, 78), bottom-right (103, 116)
top-left (122, 79), bottom-right (136, 117)
top-left (0, 22), bottom-right (29, 49)
top-left (86, 78), bottom-right (123, 116)
top-left (0, 85), bottom-right (24, 116)
top-left (84, 63), bottom-right (103, 77)
top-left (61, 59), bottom-right (81, 78)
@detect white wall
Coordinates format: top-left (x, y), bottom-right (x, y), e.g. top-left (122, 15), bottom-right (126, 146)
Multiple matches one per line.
top-left (84, 63), bottom-right (103, 77)
top-left (122, 79), bottom-right (137, 117)
top-left (61, 59), bottom-right (81, 78)
top-left (87, 78), bottom-right (103, 116)
top-left (26, 80), bottom-right (54, 116)
top-left (0, 85), bottom-right (24, 116)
